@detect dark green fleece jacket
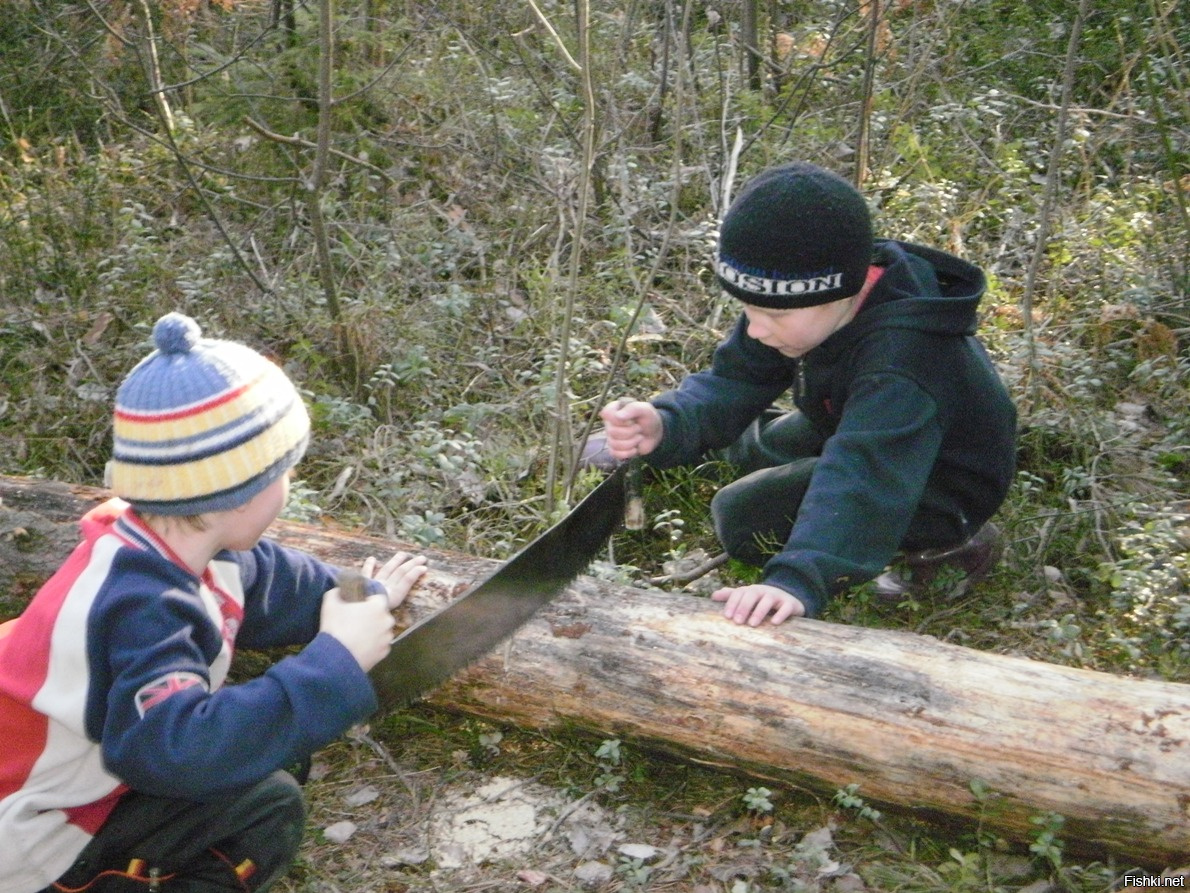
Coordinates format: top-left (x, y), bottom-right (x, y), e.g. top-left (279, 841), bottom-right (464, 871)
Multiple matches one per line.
top-left (647, 239), bottom-right (1017, 616)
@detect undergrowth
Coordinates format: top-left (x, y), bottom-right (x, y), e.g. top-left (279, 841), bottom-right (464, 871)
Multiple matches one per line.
top-left (0, 0), bottom-right (1187, 887)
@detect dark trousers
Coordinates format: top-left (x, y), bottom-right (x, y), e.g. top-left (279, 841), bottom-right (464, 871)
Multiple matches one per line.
top-left (711, 410), bottom-right (971, 565)
top-left (43, 772), bottom-right (305, 893)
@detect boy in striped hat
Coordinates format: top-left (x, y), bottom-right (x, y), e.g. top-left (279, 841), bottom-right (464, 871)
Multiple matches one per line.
top-left (0, 313), bottom-right (427, 893)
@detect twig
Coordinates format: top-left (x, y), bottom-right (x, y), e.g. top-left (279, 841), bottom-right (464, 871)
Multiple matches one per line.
top-left (650, 551), bottom-right (729, 586)
top-left (545, 0), bottom-right (596, 510)
top-left (308, 0), bottom-right (342, 324)
top-left (853, 0), bottom-right (881, 187)
top-left (522, 0), bottom-right (582, 73)
top-left (350, 728), bottom-right (422, 807)
top-left (243, 117), bottom-right (394, 184)
top-left (1019, 0), bottom-right (1091, 403)
top-left (540, 787), bottom-right (601, 841)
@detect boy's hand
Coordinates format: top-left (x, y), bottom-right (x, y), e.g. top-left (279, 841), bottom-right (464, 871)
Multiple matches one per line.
top-left (319, 588), bottom-right (396, 672)
top-left (362, 552), bottom-right (427, 610)
top-left (711, 583), bottom-right (806, 626)
top-left (599, 400), bottom-right (663, 459)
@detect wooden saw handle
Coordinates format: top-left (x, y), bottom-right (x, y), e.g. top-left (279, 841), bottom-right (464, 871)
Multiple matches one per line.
top-left (338, 569), bottom-right (370, 602)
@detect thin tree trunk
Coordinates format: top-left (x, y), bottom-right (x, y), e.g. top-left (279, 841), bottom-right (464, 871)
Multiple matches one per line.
top-left (133, 0), bottom-right (175, 134)
top-left (854, 0), bottom-right (881, 187)
top-left (308, 0), bottom-right (360, 387)
top-left (542, 0), bottom-right (597, 509)
top-left (741, 0), bottom-right (761, 92)
top-left (1020, 0), bottom-right (1091, 404)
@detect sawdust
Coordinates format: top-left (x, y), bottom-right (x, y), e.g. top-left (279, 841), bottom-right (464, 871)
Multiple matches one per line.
top-left (425, 775), bottom-right (619, 869)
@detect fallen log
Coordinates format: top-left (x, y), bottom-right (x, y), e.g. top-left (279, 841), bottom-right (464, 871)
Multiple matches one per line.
top-left (1, 475), bottom-right (1187, 867)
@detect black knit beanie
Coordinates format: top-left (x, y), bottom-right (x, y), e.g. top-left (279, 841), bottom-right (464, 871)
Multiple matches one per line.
top-left (715, 162), bottom-right (874, 309)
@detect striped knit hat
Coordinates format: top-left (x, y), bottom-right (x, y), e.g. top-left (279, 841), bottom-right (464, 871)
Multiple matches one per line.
top-left (106, 313), bottom-right (310, 516)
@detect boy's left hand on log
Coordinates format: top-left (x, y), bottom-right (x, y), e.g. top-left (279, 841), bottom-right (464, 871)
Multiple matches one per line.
top-left (712, 583), bottom-right (806, 626)
top-left (362, 552), bottom-right (428, 611)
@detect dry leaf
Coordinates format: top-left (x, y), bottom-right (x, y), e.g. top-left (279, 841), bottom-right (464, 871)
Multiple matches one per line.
top-left (83, 313), bottom-right (114, 346)
top-left (344, 785), bottom-right (381, 807)
top-left (323, 820), bottom-right (358, 844)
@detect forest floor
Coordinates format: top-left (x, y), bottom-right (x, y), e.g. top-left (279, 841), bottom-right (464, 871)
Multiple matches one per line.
top-left (278, 699), bottom-right (1186, 893)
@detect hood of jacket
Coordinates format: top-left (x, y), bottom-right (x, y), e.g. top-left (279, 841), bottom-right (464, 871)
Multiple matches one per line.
top-left (811, 239), bottom-right (987, 361)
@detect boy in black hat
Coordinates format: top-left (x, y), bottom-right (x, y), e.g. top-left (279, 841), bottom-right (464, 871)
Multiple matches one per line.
top-left (599, 161), bottom-right (1017, 625)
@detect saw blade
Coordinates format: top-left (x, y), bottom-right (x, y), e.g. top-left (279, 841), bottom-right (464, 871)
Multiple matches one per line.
top-left (369, 463), bottom-right (627, 710)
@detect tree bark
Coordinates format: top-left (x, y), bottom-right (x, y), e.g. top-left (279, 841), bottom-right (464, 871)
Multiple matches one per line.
top-left (1, 475), bottom-right (1187, 868)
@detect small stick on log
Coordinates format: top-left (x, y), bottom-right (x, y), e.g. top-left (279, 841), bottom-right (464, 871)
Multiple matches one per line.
top-left (649, 551), bottom-right (729, 586)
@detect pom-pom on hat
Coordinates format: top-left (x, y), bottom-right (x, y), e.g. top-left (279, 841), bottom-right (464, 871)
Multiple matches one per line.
top-left (715, 161), bottom-right (874, 309)
top-left (107, 312), bottom-right (311, 516)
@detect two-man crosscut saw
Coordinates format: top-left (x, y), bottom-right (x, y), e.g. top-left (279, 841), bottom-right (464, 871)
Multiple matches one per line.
top-left (342, 463), bottom-right (628, 710)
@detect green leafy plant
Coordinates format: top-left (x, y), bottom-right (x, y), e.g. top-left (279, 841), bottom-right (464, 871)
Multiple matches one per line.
top-left (833, 783), bottom-right (882, 822)
top-left (1029, 811), bottom-right (1066, 873)
top-left (593, 738), bottom-right (625, 793)
top-left (615, 855), bottom-right (654, 888)
top-left (742, 786), bottom-right (774, 815)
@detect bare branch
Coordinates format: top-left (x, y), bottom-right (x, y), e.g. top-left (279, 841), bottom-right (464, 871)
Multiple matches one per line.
top-left (523, 0), bottom-right (582, 74)
top-left (243, 116), bottom-right (394, 184)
